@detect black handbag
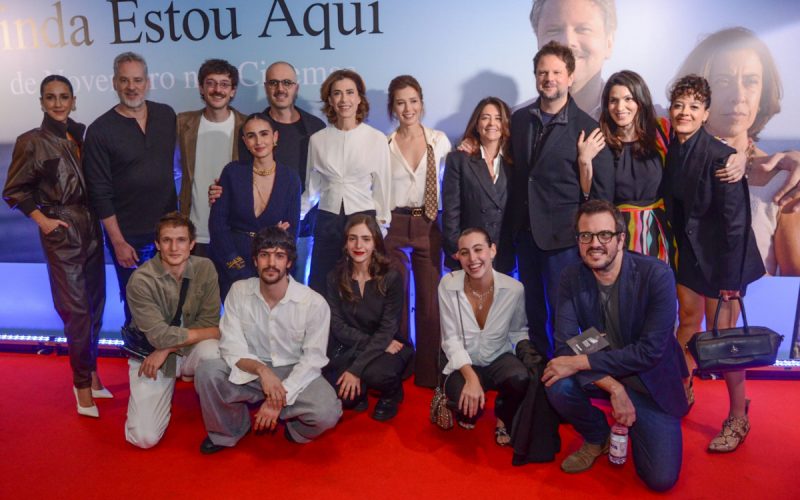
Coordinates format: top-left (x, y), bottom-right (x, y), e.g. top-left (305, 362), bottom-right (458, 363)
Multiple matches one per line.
top-left (687, 296), bottom-right (783, 373)
top-left (120, 278), bottom-right (190, 360)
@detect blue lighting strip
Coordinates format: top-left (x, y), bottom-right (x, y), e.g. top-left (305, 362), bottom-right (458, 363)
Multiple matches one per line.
top-left (0, 334), bottom-right (124, 346)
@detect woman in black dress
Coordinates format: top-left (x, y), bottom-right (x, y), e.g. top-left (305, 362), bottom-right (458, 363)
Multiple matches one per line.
top-left (663, 75), bottom-right (764, 453)
top-left (3, 75), bottom-right (110, 417)
top-left (325, 214), bottom-right (413, 421)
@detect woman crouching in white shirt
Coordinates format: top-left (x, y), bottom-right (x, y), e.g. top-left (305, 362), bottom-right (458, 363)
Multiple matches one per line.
top-left (303, 69), bottom-right (392, 295)
top-left (439, 227), bottom-right (536, 446)
top-left (384, 75), bottom-right (452, 389)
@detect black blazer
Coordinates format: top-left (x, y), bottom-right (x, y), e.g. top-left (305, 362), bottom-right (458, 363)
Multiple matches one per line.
top-left (555, 251), bottom-right (689, 418)
top-left (663, 128), bottom-right (764, 291)
top-left (441, 150), bottom-right (513, 272)
top-left (509, 97), bottom-right (614, 251)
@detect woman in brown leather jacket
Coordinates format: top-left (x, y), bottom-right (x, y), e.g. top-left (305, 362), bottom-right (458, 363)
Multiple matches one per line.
top-left (3, 75), bottom-right (111, 418)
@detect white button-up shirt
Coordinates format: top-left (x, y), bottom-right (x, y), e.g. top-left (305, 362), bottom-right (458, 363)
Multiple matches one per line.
top-left (479, 145), bottom-right (503, 184)
top-left (388, 126), bottom-right (451, 210)
top-left (219, 276), bottom-right (331, 405)
top-left (302, 123), bottom-right (392, 226)
top-left (438, 270), bottom-right (528, 375)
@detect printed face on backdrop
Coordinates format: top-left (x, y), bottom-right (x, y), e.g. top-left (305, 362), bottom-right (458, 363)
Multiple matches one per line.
top-left (242, 118), bottom-right (278, 160)
top-left (346, 223), bottom-right (375, 267)
top-left (457, 231), bottom-right (496, 281)
top-left (328, 78), bottom-right (362, 123)
top-left (535, 0), bottom-right (614, 93)
top-left (670, 93), bottom-right (710, 141)
top-left (607, 84), bottom-right (638, 131)
top-left (576, 212), bottom-right (624, 272)
top-left (392, 86), bottom-right (423, 128)
top-left (40, 81), bottom-right (75, 124)
top-left (265, 63), bottom-right (299, 112)
top-left (156, 225), bottom-right (195, 270)
top-left (535, 54), bottom-right (574, 103)
top-left (706, 48), bottom-right (763, 141)
top-left (255, 247), bottom-right (291, 285)
top-left (476, 103), bottom-right (503, 146)
top-left (201, 72), bottom-right (236, 111)
top-left (113, 60), bottom-right (149, 110)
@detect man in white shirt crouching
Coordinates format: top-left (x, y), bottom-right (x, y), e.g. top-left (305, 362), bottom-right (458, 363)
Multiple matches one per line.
top-left (195, 226), bottom-right (341, 453)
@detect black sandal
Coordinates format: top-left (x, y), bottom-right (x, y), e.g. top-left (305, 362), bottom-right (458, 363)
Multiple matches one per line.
top-left (495, 425), bottom-right (511, 447)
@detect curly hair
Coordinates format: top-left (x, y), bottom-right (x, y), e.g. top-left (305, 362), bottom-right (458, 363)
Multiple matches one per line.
top-left (669, 74), bottom-right (711, 109)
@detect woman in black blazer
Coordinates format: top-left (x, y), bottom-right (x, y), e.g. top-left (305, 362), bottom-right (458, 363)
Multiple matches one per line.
top-left (324, 214), bottom-right (413, 421)
top-left (442, 97), bottom-right (514, 273)
top-left (663, 75), bottom-right (764, 454)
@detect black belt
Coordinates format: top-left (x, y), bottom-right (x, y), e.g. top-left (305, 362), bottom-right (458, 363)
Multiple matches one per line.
top-left (393, 207), bottom-right (425, 217)
top-left (232, 228), bottom-right (257, 237)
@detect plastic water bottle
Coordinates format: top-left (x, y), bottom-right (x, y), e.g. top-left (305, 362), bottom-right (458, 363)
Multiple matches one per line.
top-left (609, 423), bottom-right (628, 465)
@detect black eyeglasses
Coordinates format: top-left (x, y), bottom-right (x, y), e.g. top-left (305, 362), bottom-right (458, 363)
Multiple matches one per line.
top-left (266, 79), bottom-right (297, 88)
top-left (576, 231), bottom-right (621, 244)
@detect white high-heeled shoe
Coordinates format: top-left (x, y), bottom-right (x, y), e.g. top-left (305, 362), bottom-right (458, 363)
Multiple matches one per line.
top-left (73, 387), bottom-right (99, 418)
top-left (91, 387), bottom-right (114, 399)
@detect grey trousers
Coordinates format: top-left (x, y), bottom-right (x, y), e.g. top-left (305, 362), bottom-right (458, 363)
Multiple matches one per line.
top-left (196, 358), bottom-right (342, 446)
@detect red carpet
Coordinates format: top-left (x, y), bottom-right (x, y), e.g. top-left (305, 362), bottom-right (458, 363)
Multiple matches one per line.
top-left (0, 352), bottom-right (796, 499)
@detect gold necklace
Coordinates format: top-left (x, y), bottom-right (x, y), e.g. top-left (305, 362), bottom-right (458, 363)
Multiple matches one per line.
top-left (465, 277), bottom-right (494, 311)
top-left (253, 162), bottom-right (276, 176)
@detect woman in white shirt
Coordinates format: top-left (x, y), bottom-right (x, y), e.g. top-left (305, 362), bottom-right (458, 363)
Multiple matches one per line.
top-left (442, 97), bottom-right (514, 274)
top-left (439, 227), bottom-right (538, 446)
top-left (384, 75), bottom-right (452, 388)
top-left (303, 69), bottom-right (391, 295)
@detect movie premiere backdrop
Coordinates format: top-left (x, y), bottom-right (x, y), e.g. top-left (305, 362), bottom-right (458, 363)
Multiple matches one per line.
top-left (1, 0), bottom-right (798, 356)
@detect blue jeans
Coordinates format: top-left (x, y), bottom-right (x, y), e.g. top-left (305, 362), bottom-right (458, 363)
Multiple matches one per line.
top-left (515, 230), bottom-right (580, 358)
top-left (104, 232), bottom-right (157, 325)
top-left (546, 376), bottom-right (683, 492)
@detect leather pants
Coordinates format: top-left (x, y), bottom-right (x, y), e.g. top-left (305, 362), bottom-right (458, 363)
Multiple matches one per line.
top-left (40, 204), bottom-right (106, 389)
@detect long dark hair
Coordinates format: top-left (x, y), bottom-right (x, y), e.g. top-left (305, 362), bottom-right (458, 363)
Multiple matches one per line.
top-left (461, 97), bottom-right (513, 164)
top-left (335, 214), bottom-right (391, 302)
top-left (599, 70), bottom-right (659, 159)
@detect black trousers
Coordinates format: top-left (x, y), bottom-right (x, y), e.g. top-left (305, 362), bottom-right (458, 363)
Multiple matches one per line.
top-left (326, 344), bottom-right (413, 405)
top-left (444, 352), bottom-right (530, 426)
top-left (104, 231), bottom-right (157, 325)
top-left (307, 208), bottom-right (376, 295)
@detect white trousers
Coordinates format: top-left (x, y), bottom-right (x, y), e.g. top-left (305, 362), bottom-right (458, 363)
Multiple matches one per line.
top-left (125, 339), bottom-right (220, 449)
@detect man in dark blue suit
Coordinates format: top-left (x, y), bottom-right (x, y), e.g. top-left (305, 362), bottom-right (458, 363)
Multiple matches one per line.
top-left (542, 200), bottom-right (688, 492)
top-left (509, 41), bottom-right (614, 359)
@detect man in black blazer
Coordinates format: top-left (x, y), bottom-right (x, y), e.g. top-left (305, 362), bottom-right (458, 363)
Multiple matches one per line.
top-left (509, 41), bottom-right (614, 357)
top-left (542, 200), bottom-right (687, 492)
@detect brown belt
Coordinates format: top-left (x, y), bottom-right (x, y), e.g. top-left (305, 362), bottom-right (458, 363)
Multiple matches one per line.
top-left (393, 207), bottom-right (425, 217)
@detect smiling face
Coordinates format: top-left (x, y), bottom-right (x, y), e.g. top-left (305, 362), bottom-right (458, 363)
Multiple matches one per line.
top-left (113, 60), bottom-right (149, 110)
top-left (265, 62), bottom-right (298, 112)
top-left (457, 231), bottom-right (496, 281)
top-left (40, 81), bottom-right (75, 124)
top-left (706, 48), bottom-right (763, 141)
top-left (201, 72), bottom-right (236, 111)
top-left (242, 118), bottom-right (278, 160)
top-left (476, 103), bottom-right (503, 146)
top-left (156, 224), bottom-right (195, 271)
top-left (535, 54), bottom-right (574, 105)
top-left (345, 223), bottom-right (375, 267)
top-left (536, 0), bottom-right (613, 93)
top-left (329, 77), bottom-right (362, 124)
top-left (576, 212), bottom-right (623, 272)
top-left (606, 84), bottom-right (638, 132)
top-left (670, 93), bottom-right (709, 142)
top-left (391, 86), bottom-right (423, 128)
top-left (255, 247), bottom-right (291, 285)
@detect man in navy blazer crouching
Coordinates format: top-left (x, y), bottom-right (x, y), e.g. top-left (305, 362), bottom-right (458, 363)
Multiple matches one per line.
top-left (541, 199), bottom-right (688, 492)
